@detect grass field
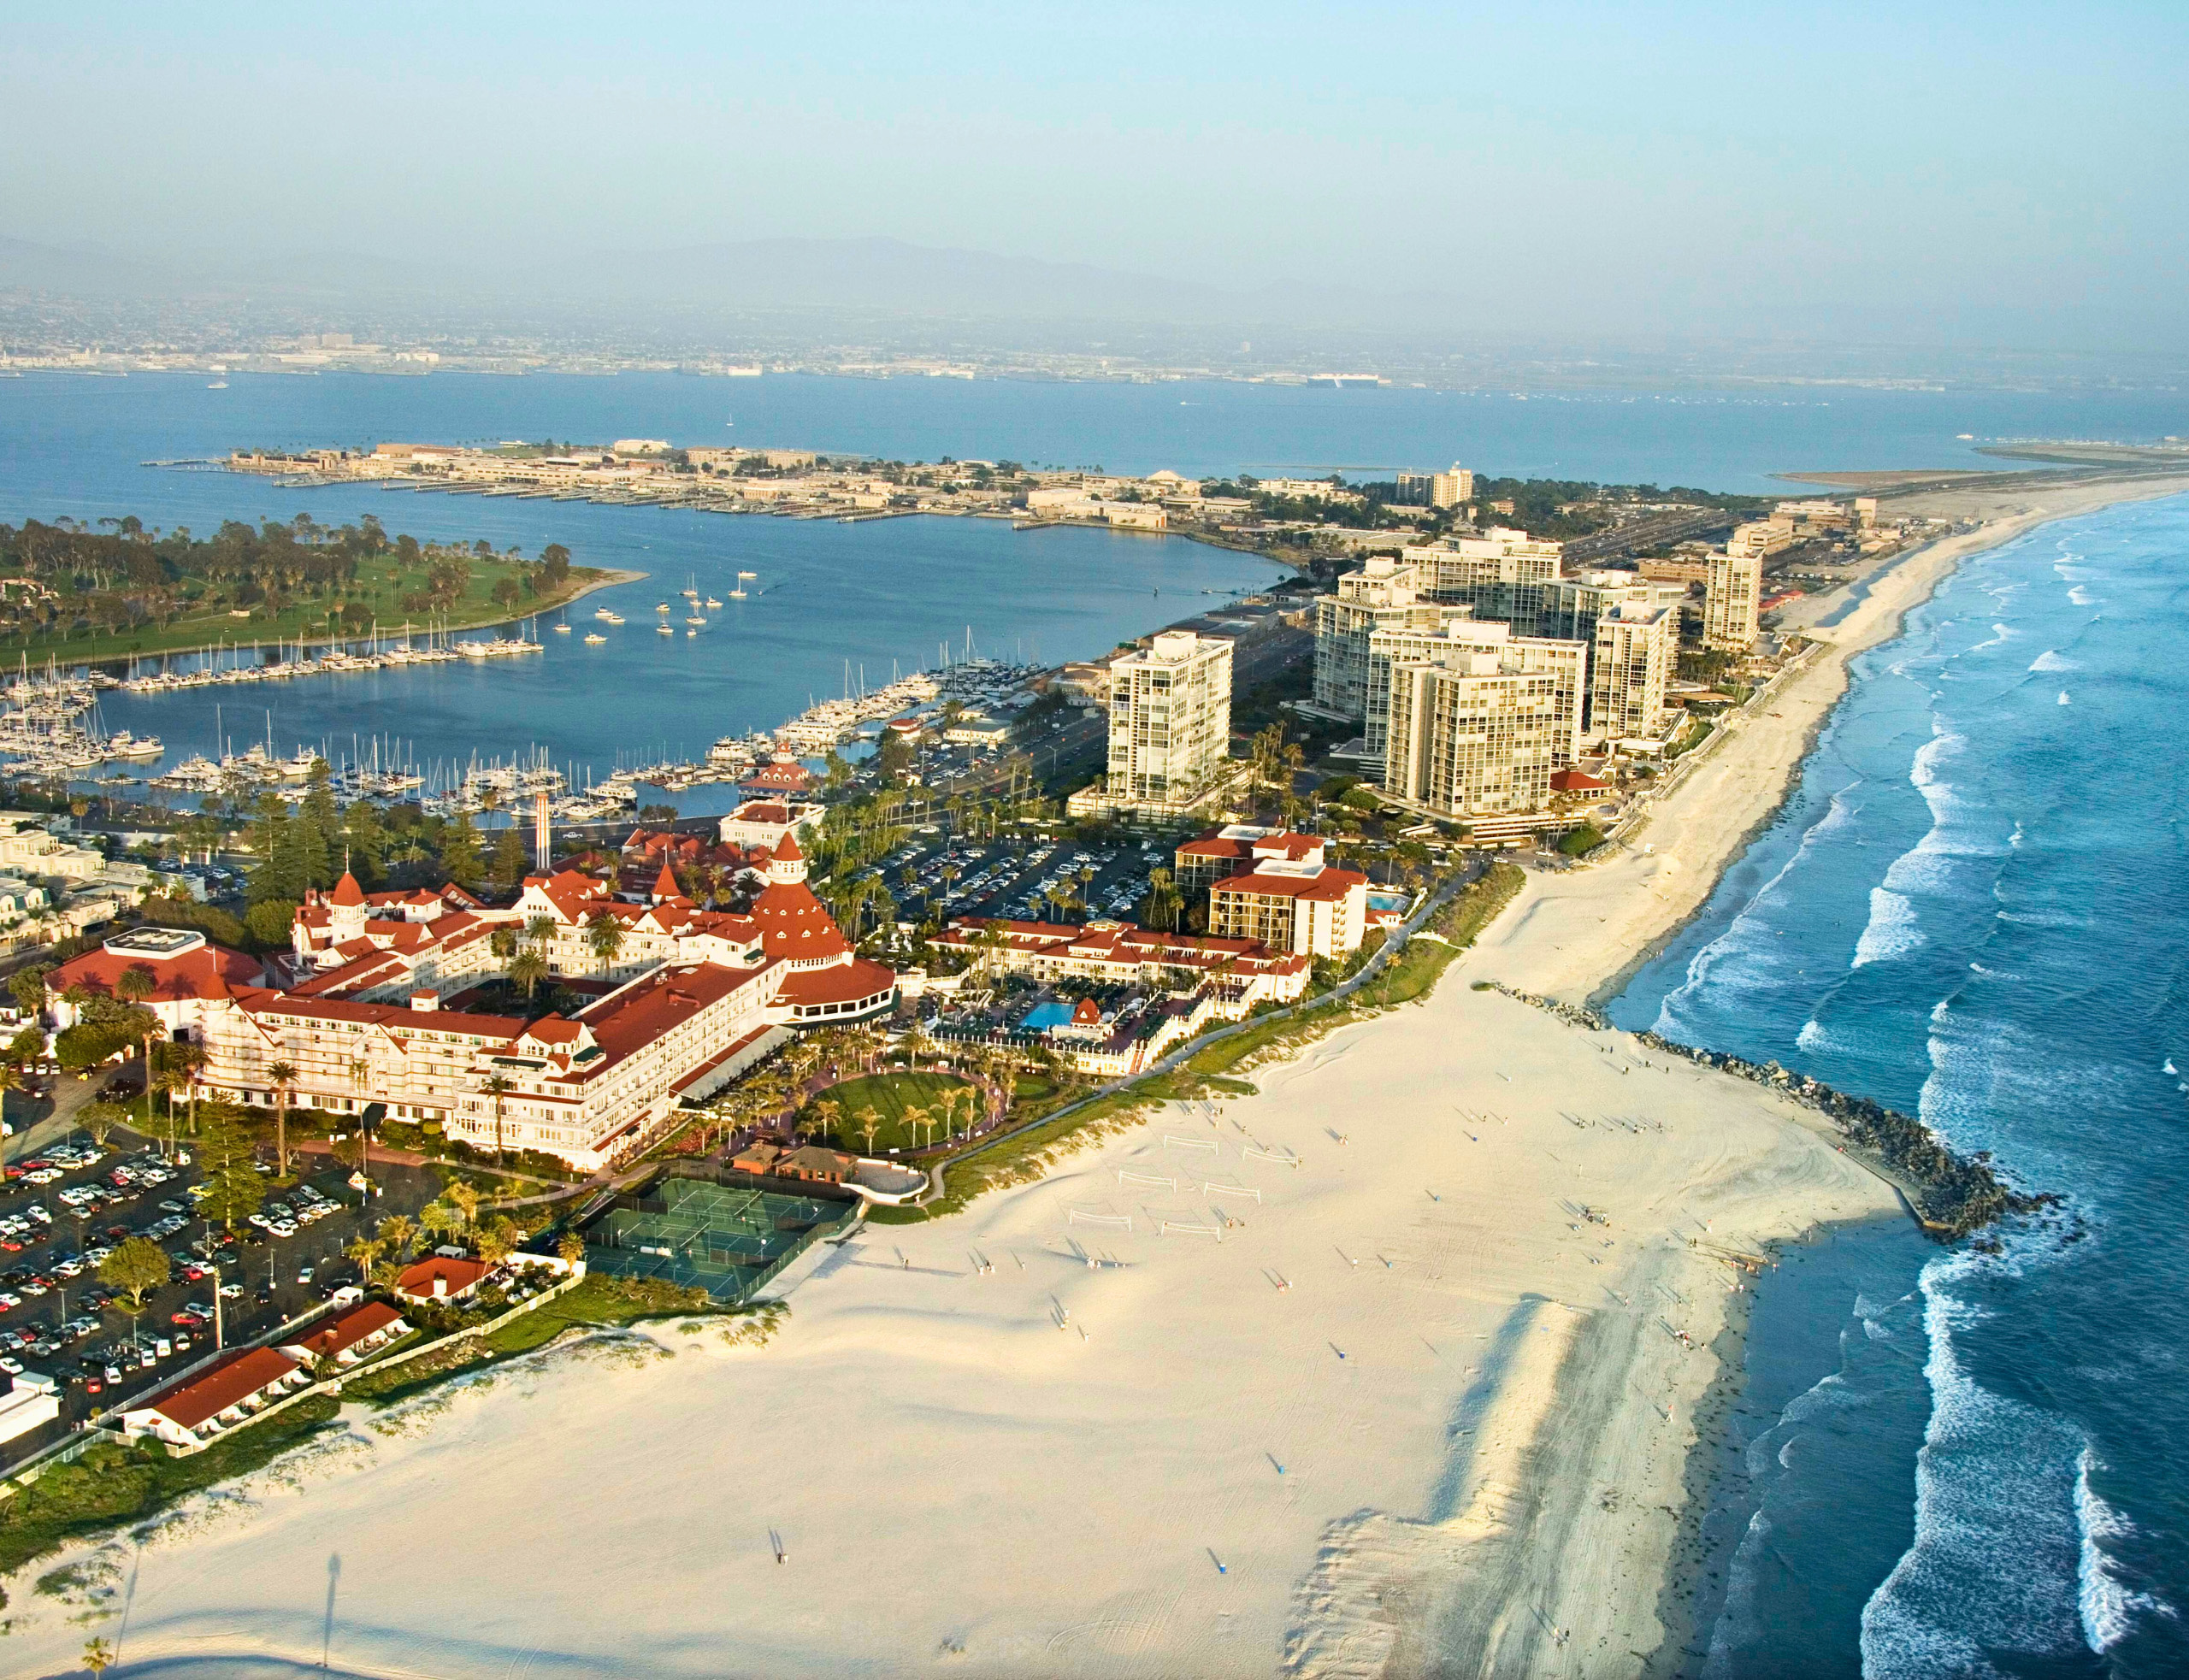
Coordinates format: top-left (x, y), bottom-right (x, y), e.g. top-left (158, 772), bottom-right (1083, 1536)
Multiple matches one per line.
top-left (814, 1070), bottom-right (981, 1154)
top-left (0, 1395), bottom-right (342, 1582)
top-left (3, 559), bottom-right (622, 663)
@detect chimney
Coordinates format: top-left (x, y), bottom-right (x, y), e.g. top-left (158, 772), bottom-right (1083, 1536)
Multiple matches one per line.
top-left (432, 1276), bottom-right (448, 1299)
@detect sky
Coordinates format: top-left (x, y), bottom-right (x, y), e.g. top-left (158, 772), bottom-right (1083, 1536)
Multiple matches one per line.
top-left (5, 2), bottom-right (2186, 351)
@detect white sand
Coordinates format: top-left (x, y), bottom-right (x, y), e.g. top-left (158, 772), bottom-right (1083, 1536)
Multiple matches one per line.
top-left (12, 476), bottom-right (2182, 1677)
top-left (3, 983), bottom-right (1892, 1677)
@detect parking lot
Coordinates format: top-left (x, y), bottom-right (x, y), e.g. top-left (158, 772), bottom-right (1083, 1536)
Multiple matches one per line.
top-left (862, 833), bottom-right (1162, 928)
top-left (0, 1123), bottom-right (445, 1468)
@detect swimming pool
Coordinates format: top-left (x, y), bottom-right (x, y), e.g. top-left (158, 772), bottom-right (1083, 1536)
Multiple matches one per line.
top-left (1021, 1000), bottom-right (1075, 1032)
top-left (1366, 889), bottom-right (1411, 914)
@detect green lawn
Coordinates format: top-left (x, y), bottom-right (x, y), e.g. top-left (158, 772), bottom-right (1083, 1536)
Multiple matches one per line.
top-left (814, 1070), bottom-right (980, 1154)
top-left (3, 559), bottom-right (618, 663)
top-left (0, 1396), bottom-right (342, 1581)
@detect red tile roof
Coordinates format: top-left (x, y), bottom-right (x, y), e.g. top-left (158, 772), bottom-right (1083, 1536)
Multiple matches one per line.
top-left (395, 1256), bottom-right (493, 1300)
top-left (49, 941), bottom-right (263, 1005)
top-left (774, 956), bottom-right (896, 1009)
top-left (328, 870), bottom-right (366, 907)
top-left (132, 1346), bottom-right (301, 1431)
top-left (283, 1300), bottom-right (406, 1363)
top-left (1209, 866), bottom-right (1368, 904)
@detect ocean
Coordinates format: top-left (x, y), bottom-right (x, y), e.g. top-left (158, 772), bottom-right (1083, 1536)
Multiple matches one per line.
top-left (1613, 494), bottom-right (2189, 1677)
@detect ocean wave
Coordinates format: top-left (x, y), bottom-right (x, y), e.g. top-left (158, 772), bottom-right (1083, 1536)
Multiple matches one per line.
top-left (1967, 622), bottom-right (2018, 652)
top-left (2068, 585), bottom-right (2097, 607)
top-left (2028, 649), bottom-right (2077, 673)
top-left (1853, 887), bottom-right (1923, 968)
top-left (2075, 1447), bottom-right (2178, 1652)
top-left (1861, 1252), bottom-right (2089, 1677)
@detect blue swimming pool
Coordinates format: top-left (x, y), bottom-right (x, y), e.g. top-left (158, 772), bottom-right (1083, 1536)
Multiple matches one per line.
top-left (1366, 889), bottom-right (1411, 914)
top-left (1021, 1000), bottom-right (1075, 1031)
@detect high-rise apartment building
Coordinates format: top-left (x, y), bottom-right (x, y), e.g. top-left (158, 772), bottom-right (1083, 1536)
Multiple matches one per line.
top-left (1381, 626), bottom-right (1587, 818)
top-left (1430, 463), bottom-right (1475, 510)
top-left (1311, 558), bottom-right (1478, 730)
top-left (1590, 603), bottom-right (1677, 744)
top-left (1101, 631), bottom-right (1235, 811)
top-left (1703, 551), bottom-right (1762, 651)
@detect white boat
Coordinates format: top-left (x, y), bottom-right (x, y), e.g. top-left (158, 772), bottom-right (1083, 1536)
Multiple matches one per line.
top-left (594, 607), bottom-right (617, 621)
top-left (207, 380), bottom-right (228, 390)
top-left (655, 624), bottom-right (674, 636)
top-left (602, 613), bottom-right (625, 625)
top-left (656, 603), bottom-right (671, 613)
top-left (103, 731), bottom-right (164, 760)
top-left (585, 633), bottom-right (607, 645)
top-left (554, 622), bottom-right (572, 634)
top-left (705, 597), bottom-right (722, 609)
top-left (685, 616), bottom-right (706, 626)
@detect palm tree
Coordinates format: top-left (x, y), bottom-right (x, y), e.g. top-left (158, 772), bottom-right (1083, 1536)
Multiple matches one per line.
top-left (811, 1097), bottom-right (841, 1145)
top-left (113, 964), bottom-right (161, 1132)
top-left (586, 912), bottom-right (624, 973)
top-left (508, 948), bottom-right (547, 1000)
top-left (525, 913), bottom-right (557, 952)
top-left (858, 1106), bottom-right (881, 1157)
top-left (482, 1074), bottom-right (514, 1159)
top-left (903, 1105), bottom-right (929, 1152)
top-left (377, 1211), bottom-right (418, 1258)
top-left (268, 1058), bottom-right (298, 1176)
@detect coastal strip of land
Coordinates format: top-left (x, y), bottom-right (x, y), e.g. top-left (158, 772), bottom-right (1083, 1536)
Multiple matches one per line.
top-left (0, 473), bottom-right (2183, 1678)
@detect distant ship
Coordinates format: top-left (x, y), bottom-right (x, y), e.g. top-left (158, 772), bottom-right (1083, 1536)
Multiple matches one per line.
top-left (584, 633), bottom-right (607, 645)
top-left (554, 622), bottom-right (572, 634)
top-left (656, 602), bottom-right (671, 613)
top-left (206, 380), bottom-right (228, 390)
top-left (685, 616), bottom-right (706, 626)
top-left (656, 623), bottom-right (675, 636)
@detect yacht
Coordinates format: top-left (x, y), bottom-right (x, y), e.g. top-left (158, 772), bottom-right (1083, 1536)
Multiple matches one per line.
top-left (602, 613), bottom-right (625, 625)
top-left (656, 622), bottom-right (675, 636)
top-left (685, 615), bottom-right (706, 626)
top-left (103, 731), bottom-right (164, 760)
top-left (554, 622), bottom-right (572, 634)
top-left (584, 633), bottom-right (607, 645)
top-left (656, 602), bottom-right (671, 613)
top-left (705, 597), bottom-right (722, 609)
top-left (593, 606), bottom-right (617, 621)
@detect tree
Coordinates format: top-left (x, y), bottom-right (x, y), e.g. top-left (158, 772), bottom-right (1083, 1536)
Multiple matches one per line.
top-left (6, 963), bottom-right (50, 1017)
top-left (4, 1025), bottom-right (43, 1068)
top-left (482, 1074), bottom-right (514, 1157)
top-left (296, 757), bottom-right (339, 889)
top-left (487, 826), bottom-right (528, 893)
top-left (268, 1058), bottom-right (298, 1176)
top-left (418, 1200), bottom-right (461, 1246)
top-left (83, 1636), bottom-right (115, 1677)
top-left (586, 913), bottom-right (624, 970)
top-left (557, 1229), bottom-right (585, 1266)
top-left (345, 1233), bottom-right (387, 1276)
top-left (903, 1105), bottom-right (929, 1152)
top-left (81, 1100), bottom-right (129, 1149)
top-left (99, 1235), bottom-right (170, 1312)
top-left (440, 807), bottom-right (485, 890)
top-left (113, 964), bottom-right (160, 1130)
top-left (478, 1215), bottom-right (519, 1265)
top-left (811, 1097), bottom-right (841, 1144)
top-left (1143, 866), bottom-right (1183, 932)
top-left (508, 949), bottom-right (547, 1000)
top-left (446, 1178), bottom-right (483, 1229)
top-left (378, 1212), bottom-right (418, 1258)
top-left (195, 1101), bottom-right (265, 1231)
top-left (858, 1106), bottom-right (881, 1157)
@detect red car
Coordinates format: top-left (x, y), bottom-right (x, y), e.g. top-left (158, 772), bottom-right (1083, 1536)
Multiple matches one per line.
top-left (169, 1310), bottom-right (206, 1329)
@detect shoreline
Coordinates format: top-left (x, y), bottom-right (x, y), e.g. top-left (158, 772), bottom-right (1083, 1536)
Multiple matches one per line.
top-left (1, 480), bottom-right (2184, 1676)
top-left (3, 566), bottom-right (650, 675)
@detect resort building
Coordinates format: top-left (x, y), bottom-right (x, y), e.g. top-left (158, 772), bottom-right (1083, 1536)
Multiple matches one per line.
top-left (395, 1256), bottom-right (493, 1303)
top-left (119, 1347), bottom-right (313, 1450)
top-left (1171, 825), bottom-right (1331, 903)
top-left (46, 840), bottom-right (897, 1174)
top-left (1381, 627), bottom-right (1588, 821)
top-left (1077, 631), bottom-right (1235, 819)
top-left (717, 799), bottom-right (824, 851)
top-left (280, 1301), bottom-right (410, 1367)
top-left (1704, 551), bottom-right (1762, 651)
top-left (931, 917), bottom-right (1312, 1006)
top-left (1207, 858), bottom-right (1369, 958)
top-left (1590, 602), bottom-right (1678, 746)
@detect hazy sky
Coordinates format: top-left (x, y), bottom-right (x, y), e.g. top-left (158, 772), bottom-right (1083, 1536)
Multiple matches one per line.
top-left (7, 3), bottom-right (2186, 349)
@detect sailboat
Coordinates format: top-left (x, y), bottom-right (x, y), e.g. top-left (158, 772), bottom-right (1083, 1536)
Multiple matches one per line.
top-left (729, 570), bottom-right (755, 599)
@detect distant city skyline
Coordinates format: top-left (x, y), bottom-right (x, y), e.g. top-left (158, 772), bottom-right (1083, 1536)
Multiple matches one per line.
top-left (4, 3), bottom-right (2186, 354)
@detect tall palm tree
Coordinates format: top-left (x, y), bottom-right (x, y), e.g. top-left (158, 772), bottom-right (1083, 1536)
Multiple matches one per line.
top-left (509, 948), bottom-right (547, 1000)
top-left (113, 965), bottom-right (159, 1133)
top-left (586, 912), bottom-right (625, 974)
top-left (267, 1059), bottom-right (298, 1176)
top-left (483, 1074), bottom-right (514, 1159)
top-left (858, 1106), bottom-right (881, 1157)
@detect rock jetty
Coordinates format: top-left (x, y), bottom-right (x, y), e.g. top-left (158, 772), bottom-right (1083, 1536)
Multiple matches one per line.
top-left (1484, 982), bottom-right (2047, 1240)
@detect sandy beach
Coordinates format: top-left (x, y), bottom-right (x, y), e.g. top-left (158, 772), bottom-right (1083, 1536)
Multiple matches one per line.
top-left (3, 474), bottom-right (2184, 1679)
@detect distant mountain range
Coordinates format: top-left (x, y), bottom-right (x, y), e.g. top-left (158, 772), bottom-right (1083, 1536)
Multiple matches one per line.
top-left (0, 233), bottom-right (1446, 331)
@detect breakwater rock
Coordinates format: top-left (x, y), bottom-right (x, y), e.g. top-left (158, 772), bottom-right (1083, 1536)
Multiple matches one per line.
top-left (1484, 982), bottom-right (2048, 1241)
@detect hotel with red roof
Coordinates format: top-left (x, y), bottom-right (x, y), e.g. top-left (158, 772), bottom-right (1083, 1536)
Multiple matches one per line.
top-left (50, 832), bottom-right (894, 1172)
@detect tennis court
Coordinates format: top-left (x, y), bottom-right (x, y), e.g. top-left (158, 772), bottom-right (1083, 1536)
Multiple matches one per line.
top-left (582, 1175), bottom-right (857, 1301)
